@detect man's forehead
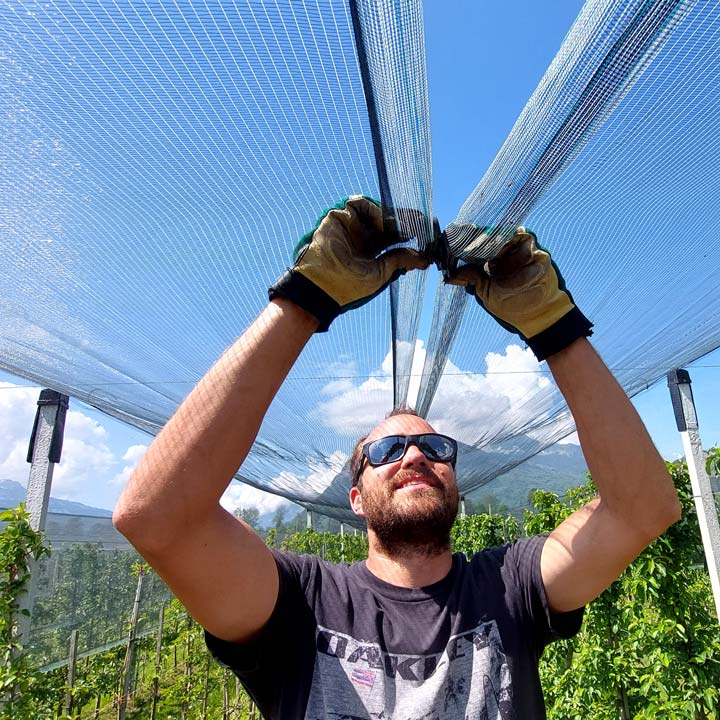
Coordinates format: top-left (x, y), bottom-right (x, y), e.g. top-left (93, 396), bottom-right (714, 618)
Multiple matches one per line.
top-left (365, 413), bottom-right (436, 442)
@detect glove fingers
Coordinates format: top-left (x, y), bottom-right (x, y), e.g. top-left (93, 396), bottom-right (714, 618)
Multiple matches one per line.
top-left (377, 248), bottom-right (429, 282)
top-left (445, 264), bottom-right (485, 289)
top-left (487, 232), bottom-right (538, 279)
top-left (338, 196), bottom-right (392, 254)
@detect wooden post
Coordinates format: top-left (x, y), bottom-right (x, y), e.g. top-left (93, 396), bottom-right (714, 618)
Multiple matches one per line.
top-left (234, 676), bottom-right (241, 718)
top-left (201, 654), bottom-right (211, 720)
top-left (64, 629), bottom-right (79, 718)
top-left (150, 603), bottom-right (166, 720)
top-left (117, 567), bottom-right (145, 720)
top-left (222, 669), bottom-right (230, 720)
top-left (181, 627), bottom-right (192, 720)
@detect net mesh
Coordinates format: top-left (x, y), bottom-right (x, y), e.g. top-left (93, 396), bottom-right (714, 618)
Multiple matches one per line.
top-left (415, 0), bottom-right (720, 497)
top-left (2, 2), bottom-right (720, 538)
top-left (1, 0), bottom-right (431, 524)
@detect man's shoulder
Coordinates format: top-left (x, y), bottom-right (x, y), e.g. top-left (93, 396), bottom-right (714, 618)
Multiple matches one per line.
top-left (269, 547), bottom-right (361, 586)
top-left (465, 535), bottom-right (548, 571)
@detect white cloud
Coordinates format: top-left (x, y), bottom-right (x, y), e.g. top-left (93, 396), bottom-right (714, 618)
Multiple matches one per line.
top-left (111, 444), bottom-right (149, 487)
top-left (428, 344), bottom-right (556, 445)
top-left (268, 450), bottom-right (350, 499)
top-left (0, 384), bottom-right (39, 484)
top-left (220, 482), bottom-right (293, 516)
top-left (0, 382), bottom-right (146, 507)
top-left (312, 341), bottom-right (426, 437)
top-left (557, 431), bottom-right (580, 445)
top-left (312, 342), bottom-right (559, 447)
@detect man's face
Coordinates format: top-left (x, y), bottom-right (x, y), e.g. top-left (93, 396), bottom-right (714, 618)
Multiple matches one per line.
top-left (350, 414), bottom-right (459, 555)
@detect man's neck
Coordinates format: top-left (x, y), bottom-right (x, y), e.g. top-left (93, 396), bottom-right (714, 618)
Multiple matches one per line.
top-left (364, 538), bottom-right (453, 588)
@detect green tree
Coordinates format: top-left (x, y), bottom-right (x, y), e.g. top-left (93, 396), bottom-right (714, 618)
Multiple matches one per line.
top-left (234, 506), bottom-right (260, 529)
top-left (0, 504), bottom-right (53, 720)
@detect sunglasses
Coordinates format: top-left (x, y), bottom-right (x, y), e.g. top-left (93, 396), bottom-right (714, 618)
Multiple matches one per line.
top-left (354, 433), bottom-right (458, 485)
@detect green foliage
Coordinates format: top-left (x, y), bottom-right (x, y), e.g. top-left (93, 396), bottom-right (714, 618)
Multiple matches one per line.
top-left (235, 506), bottom-right (260, 529)
top-left (535, 461), bottom-right (720, 719)
top-left (29, 542), bottom-right (171, 664)
top-left (706, 447), bottom-right (720, 477)
top-left (0, 504), bottom-right (53, 719)
top-left (7, 455), bottom-right (720, 718)
top-left (451, 511), bottom-right (520, 554)
top-left (280, 528), bottom-right (369, 563)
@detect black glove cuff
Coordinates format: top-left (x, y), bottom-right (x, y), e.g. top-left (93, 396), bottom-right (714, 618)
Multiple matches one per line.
top-left (527, 306), bottom-right (594, 361)
top-left (268, 269), bottom-right (341, 333)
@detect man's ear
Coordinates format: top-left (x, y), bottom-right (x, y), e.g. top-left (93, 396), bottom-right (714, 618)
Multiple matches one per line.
top-left (349, 486), bottom-right (364, 517)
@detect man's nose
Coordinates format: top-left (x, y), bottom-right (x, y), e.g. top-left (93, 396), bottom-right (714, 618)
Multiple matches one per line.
top-left (400, 442), bottom-right (427, 468)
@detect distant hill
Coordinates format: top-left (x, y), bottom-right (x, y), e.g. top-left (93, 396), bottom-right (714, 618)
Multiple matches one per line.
top-left (0, 479), bottom-right (113, 517)
top-left (466, 442), bottom-right (588, 514)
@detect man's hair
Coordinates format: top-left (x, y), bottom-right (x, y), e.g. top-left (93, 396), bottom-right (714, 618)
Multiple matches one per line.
top-left (349, 406), bottom-right (420, 488)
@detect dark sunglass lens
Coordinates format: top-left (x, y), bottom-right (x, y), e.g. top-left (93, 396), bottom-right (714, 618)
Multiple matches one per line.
top-left (420, 435), bottom-right (455, 460)
top-left (369, 436), bottom-right (405, 464)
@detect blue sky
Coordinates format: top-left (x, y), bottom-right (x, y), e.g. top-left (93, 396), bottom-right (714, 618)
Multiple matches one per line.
top-left (2, 0), bottom-right (719, 513)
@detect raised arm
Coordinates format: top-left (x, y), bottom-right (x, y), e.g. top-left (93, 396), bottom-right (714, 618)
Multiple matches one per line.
top-left (113, 197), bottom-right (427, 642)
top-left (449, 228), bottom-right (681, 613)
top-left (113, 300), bottom-right (317, 641)
top-left (542, 338), bottom-right (680, 611)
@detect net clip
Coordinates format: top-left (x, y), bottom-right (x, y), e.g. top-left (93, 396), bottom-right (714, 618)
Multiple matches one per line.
top-left (426, 218), bottom-right (458, 280)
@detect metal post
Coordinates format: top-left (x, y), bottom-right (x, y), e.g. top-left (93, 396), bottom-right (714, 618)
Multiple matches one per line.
top-left (460, 496), bottom-right (466, 518)
top-left (306, 510), bottom-right (312, 530)
top-left (667, 369), bottom-right (720, 622)
top-left (340, 522), bottom-right (345, 563)
top-left (17, 389), bottom-right (69, 646)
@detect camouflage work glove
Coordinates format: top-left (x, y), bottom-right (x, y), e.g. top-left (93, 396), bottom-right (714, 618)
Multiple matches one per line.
top-left (447, 227), bottom-right (592, 360)
top-left (269, 196), bottom-right (428, 331)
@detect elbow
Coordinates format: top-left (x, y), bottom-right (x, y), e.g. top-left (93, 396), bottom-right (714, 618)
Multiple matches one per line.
top-left (664, 495), bottom-right (683, 529)
top-left (644, 494), bottom-right (682, 541)
top-left (113, 501), bottom-right (151, 550)
top-left (113, 498), bottom-right (173, 558)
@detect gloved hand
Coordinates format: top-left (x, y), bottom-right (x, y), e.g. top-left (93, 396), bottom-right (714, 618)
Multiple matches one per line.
top-left (447, 227), bottom-right (592, 360)
top-left (269, 196), bottom-right (428, 331)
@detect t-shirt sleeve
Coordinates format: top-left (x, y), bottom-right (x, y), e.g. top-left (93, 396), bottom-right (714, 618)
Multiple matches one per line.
top-left (506, 534), bottom-right (584, 647)
top-left (204, 548), bottom-right (315, 674)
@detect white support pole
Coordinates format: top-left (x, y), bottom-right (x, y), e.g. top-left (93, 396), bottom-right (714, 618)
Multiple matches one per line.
top-left (25, 389), bottom-right (70, 531)
top-left (340, 522), bottom-right (345, 563)
top-left (306, 510), bottom-right (312, 530)
top-left (17, 389), bottom-right (70, 646)
top-left (667, 369), bottom-right (720, 622)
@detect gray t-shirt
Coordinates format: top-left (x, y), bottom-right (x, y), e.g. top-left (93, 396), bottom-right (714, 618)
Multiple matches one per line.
top-left (205, 535), bottom-right (583, 719)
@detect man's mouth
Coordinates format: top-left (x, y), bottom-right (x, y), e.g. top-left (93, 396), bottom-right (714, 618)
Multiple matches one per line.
top-left (395, 473), bottom-right (441, 491)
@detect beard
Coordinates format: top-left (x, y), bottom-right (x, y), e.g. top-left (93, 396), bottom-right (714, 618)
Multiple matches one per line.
top-left (359, 468), bottom-right (459, 558)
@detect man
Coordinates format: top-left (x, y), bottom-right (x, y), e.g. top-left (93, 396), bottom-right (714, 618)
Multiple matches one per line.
top-left (114, 197), bottom-right (681, 719)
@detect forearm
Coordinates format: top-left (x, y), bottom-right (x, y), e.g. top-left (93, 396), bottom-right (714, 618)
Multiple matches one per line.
top-left (547, 338), bottom-right (681, 536)
top-left (114, 298), bottom-right (318, 542)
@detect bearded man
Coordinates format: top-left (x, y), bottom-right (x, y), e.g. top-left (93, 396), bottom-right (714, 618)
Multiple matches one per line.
top-left (114, 198), bottom-right (681, 719)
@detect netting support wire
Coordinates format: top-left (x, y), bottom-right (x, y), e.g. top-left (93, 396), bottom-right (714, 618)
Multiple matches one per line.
top-left (667, 369), bottom-right (720, 623)
top-left (16, 389), bottom-right (70, 647)
top-left (349, 0), bottom-right (406, 409)
top-left (348, 0), bottom-right (395, 229)
top-left (416, 0), bottom-right (693, 417)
